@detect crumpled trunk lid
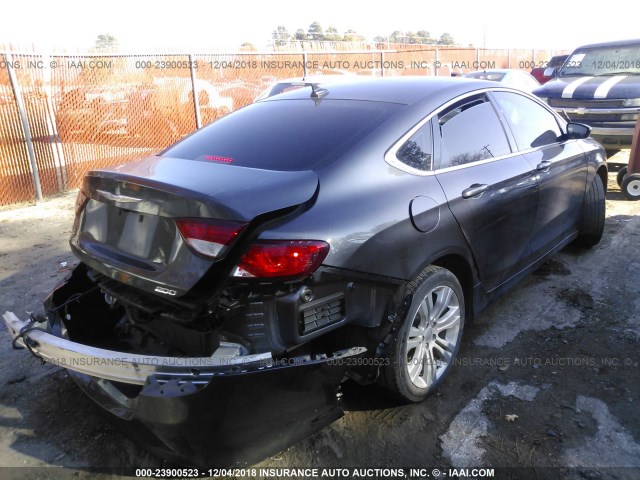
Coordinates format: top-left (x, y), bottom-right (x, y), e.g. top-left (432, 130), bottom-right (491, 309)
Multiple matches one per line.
top-left (71, 155), bottom-right (319, 297)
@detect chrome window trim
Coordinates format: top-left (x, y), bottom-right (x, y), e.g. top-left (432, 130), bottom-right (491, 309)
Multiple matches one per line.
top-left (434, 150), bottom-right (524, 174)
top-left (385, 90), bottom-right (500, 176)
top-left (384, 87), bottom-right (570, 176)
top-left (384, 116), bottom-right (436, 177)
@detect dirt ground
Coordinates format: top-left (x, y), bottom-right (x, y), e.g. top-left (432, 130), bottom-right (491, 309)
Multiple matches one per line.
top-left (0, 152), bottom-right (639, 480)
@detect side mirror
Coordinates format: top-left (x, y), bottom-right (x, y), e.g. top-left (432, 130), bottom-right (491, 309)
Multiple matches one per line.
top-left (566, 122), bottom-right (591, 140)
top-left (543, 67), bottom-right (556, 78)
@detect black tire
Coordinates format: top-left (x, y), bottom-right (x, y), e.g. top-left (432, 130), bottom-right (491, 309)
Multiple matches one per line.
top-left (575, 174), bottom-right (605, 247)
top-left (621, 173), bottom-right (640, 201)
top-left (378, 266), bottom-right (465, 402)
top-left (616, 166), bottom-right (628, 188)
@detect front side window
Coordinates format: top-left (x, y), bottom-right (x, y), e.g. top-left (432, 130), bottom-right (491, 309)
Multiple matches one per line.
top-left (437, 94), bottom-right (511, 169)
top-left (396, 121), bottom-right (433, 171)
top-left (493, 91), bottom-right (563, 150)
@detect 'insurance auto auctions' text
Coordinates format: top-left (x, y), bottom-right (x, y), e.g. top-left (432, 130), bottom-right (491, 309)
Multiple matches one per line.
top-left (260, 60), bottom-right (404, 69)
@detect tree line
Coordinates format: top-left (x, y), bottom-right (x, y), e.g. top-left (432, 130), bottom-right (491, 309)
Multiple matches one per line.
top-left (273, 22), bottom-right (456, 46)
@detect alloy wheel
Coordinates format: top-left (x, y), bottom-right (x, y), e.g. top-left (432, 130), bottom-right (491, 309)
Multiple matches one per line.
top-left (405, 285), bottom-right (461, 389)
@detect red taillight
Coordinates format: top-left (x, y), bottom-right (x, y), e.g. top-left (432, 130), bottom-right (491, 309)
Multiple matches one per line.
top-left (176, 219), bottom-right (246, 259)
top-left (234, 240), bottom-right (329, 278)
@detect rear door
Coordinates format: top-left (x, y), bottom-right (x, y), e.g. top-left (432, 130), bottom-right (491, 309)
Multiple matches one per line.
top-left (434, 93), bottom-right (539, 292)
top-left (491, 91), bottom-right (587, 256)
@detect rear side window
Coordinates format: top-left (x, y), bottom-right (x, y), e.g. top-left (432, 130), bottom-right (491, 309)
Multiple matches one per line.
top-left (437, 94), bottom-right (511, 169)
top-left (493, 91), bottom-right (563, 150)
top-left (396, 121), bottom-right (433, 171)
top-left (162, 100), bottom-right (401, 171)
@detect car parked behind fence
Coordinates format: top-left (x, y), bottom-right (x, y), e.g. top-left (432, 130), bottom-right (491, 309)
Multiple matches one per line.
top-left (464, 69), bottom-right (540, 92)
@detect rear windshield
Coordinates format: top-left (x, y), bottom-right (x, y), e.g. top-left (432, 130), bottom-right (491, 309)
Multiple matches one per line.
top-left (162, 99), bottom-right (402, 171)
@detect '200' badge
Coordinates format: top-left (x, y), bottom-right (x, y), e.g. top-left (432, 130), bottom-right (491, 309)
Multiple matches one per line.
top-left (154, 286), bottom-right (177, 296)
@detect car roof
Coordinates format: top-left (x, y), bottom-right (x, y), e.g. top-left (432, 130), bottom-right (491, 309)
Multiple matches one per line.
top-left (261, 76), bottom-right (498, 106)
top-left (572, 39), bottom-right (640, 49)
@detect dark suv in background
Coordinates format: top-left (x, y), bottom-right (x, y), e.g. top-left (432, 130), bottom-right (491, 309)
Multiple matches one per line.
top-left (533, 39), bottom-right (640, 156)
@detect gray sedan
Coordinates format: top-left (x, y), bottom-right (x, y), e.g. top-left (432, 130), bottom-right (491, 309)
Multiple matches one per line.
top-left (465, 69), bottom-right (541, 92)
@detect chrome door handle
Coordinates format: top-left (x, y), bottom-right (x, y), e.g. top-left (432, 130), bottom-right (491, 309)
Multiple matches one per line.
top-left (537, 161), bottom-right (552, 171)
top-left (462, 184), bottom-right (489, 198)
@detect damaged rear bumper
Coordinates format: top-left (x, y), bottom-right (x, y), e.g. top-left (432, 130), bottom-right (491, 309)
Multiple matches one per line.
top-left (4, 311), bottom-right (279, 385)
top-left (3, 311), bottom-right (365, 466)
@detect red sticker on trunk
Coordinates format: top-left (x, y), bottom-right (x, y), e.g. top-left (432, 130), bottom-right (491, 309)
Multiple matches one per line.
top-left (203, 155), bottom-right (234, 163)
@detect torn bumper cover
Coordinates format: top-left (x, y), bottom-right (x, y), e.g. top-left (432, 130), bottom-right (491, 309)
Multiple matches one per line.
top-left (4, 311), bottom-right (276, 385)
top-left (3, 311), bottom-right (364, 466)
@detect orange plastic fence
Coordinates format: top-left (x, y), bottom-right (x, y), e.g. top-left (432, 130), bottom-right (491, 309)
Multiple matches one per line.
top-left (0, 47), bottom-right (566, 206)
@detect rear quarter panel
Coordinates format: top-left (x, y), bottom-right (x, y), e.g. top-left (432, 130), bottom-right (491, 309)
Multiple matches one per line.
top-left (261, 142), bottom-right (476, 283)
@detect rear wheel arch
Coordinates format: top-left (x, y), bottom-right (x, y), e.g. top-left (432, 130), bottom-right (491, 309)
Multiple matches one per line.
top-left (376, 252), bottom-right (475, 351)
top-left (378, 264), bottom-right (466, 401)
top-left (431, 254), bottom-right (476, 323)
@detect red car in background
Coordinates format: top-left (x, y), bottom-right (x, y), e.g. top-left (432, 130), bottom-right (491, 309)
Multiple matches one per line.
top-left (531, 55), bottom-right (568, 84)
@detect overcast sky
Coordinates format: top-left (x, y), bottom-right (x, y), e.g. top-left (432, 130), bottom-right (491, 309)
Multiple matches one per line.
top-left (2, 0), bottom-right (638, 52)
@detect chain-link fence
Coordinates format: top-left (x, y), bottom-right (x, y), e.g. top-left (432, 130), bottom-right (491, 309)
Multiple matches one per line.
top-left (0, 46), bottom-right (568, 206)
